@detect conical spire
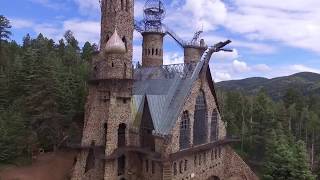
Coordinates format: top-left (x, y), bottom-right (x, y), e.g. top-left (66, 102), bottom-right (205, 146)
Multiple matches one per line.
top-left (105, 29), bottom-right (126, 54)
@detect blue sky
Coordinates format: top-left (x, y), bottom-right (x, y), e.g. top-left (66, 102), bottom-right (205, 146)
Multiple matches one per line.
top-left (1, 0), bottom-right (320, 81)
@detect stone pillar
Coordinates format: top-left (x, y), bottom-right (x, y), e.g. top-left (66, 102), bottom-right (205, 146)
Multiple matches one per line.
top-left (142, 32), bottom-right (165, 67)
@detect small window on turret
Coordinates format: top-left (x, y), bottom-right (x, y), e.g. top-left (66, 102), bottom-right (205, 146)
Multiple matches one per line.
top-left (112, 61), bottom-right (114, 67)
top-left (121, 0), bottom-right (124, 10)
top-left (151, 161), bottom-right (155, 174)
top-left (122, 37), bottom-right (127, 52)
top-left (179, 160), bottom-right (183, 173)
top-left (126, 0), bottom-right (129, 11)
top-left (184, 160), bottom-right (187, 171)
top-left (106, 34), bottom-right (110, 43)
top-left (145, 159), bottom-right (149, 172)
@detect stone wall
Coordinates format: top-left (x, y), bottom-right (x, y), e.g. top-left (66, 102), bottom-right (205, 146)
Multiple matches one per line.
top-left (161, 145), bottom-right (258, 180)
top-left (184, 47), bottom-right (206, 64)
top-left (168, 145), bottom-right (225, 180)
top-left (168, 73), bottom-right (227, 154)
top-left (100, 0), bottom-right (134, 64)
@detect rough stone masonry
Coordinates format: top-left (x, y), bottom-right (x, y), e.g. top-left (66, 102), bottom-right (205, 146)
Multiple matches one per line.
top-left (71, 0), bottom-right (259, 179)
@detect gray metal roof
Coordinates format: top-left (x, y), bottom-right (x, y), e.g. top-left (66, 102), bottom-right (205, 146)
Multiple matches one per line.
top-left (132, 49), bottom-right (213, 135)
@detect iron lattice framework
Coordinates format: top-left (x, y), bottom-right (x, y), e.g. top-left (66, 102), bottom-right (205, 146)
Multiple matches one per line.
top-left (133, 63), bottom-right (197, 80)
top-left (143, 0), bottom-right (166, 32)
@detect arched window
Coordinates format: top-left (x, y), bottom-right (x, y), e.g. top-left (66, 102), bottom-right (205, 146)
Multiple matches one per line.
top-left (124, 63), bottom-right (127, 78)
top-left (179, 160), bottom-right (183, 173)
top-left (118, 155), bottom-right (125, 175)
top-left (148, 49), bottom-right (151, 55)
top-left (145, 159), bottom-right (149, 172)
top-left (173, 162), bottom-right (177, 175)
top-left (151, 161), bottom-right (155, 174)
top-left (179, 111), bottom-right (190, 150)
top-left (122, 37), bottom-right (127, 52)
top-left (106, 34), bottom-right (110, 43)
top-left (118, 123), bottom-right (126, 147)
top-left (215, 148), bottom-right (218, 159)
top-left (126, 0), bottom-right (129, 11)
top-left (152, 48), bottom-right (154, 55)
top-left (85, 141), bottom-right (95, 173)
top-left (193, 90), bottom-right (208, 145)
top-left (121, 0), bottom-right (124, 10)
top-left (210, 109), bottom-right (219, 141)
top-left (156, 49), bottom-right (158, 55)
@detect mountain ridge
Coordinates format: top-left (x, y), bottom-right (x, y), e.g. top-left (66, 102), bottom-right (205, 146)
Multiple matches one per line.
top-left (216, 72), bottom-right (320, 99)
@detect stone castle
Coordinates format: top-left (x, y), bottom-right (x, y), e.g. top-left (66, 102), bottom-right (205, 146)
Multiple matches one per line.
top-left (71, 0), bottom-right (258, 179)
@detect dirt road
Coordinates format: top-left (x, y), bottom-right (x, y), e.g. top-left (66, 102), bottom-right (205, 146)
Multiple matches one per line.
top-left (0, 151), bottom-right (77, 180)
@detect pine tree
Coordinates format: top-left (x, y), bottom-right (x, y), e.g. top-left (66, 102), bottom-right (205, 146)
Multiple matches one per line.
top-left (81, 41), bottom-right (95, 62)
top-left (292, 141), bottom-right (315, 180)
top-left (0, 15), bottom-right (12, 50)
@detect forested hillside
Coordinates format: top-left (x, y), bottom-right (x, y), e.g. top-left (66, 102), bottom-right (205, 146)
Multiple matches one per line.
top-left (217, 85), bottom-right (320, 179)
top-left (217, 72), bottom-right (320, 100)
top-left (0, 15), bottom-right (96, 164)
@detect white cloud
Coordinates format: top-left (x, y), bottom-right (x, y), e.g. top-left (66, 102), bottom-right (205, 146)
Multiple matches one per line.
top-left (10, 18), bottom-right (34, 29)
top-left (134, 0), bottom-right (145, 19)
top-left (63, 20), bottom-right (100, 44)
top-left (225, 0), bottom-right (320, 53)
top-left (133, 45), bottom-right (142, 65)
top-left (10, 17), bottom-right (100, 46)
top-left (232, 40), bottom-right (277, 54)
top-left (213, 72), bottom-right (232, 82)
top-left (73, 0), bottom-right (100, 16)
top-left (182, 0), bottom-right (227, 31)
top-left (164, 52), bottom-right (184, 65)
top-left (254, 64), bottom-right (271, 72)
top-left (212, 48), bottom-right (239, 61)
top-left (233, 60), bottom-right (250, 73)
top-left (290, 64), bottom-right (320, 74)
top-left (28, 0), bottom-right (65, 10)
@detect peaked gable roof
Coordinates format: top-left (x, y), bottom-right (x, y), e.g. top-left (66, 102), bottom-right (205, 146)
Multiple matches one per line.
top-left (131, 48), bottom-right (219, 136)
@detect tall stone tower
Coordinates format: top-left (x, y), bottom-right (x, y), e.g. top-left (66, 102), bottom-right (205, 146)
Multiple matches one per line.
top-left (142, 32), bottom-right (165, 67)
top-left (184, 39), bottom-right (207, 64)
top-left (71, 0), bottom-right (134, 179)
top-left (136, 0), bottom-right (166, 67)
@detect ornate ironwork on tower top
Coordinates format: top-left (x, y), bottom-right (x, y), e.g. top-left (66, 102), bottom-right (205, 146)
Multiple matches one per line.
top-left (135, 0), bottom-right (166, 33)
top-left (144, 0), bottom-right (166, 32)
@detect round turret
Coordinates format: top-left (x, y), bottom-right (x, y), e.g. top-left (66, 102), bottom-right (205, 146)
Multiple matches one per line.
top-left (104, 29), bottom-right (126, 54)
